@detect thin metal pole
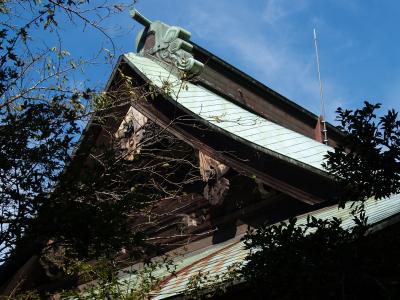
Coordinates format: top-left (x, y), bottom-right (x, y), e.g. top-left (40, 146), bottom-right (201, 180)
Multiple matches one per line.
top-left (313, 28), bottom-right (328, 145)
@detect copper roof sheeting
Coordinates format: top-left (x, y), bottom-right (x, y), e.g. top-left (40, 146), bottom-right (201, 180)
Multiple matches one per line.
top-left (151, 240), bottom-right (246, 299)
top-left (123, 53), bottom-right (331, 174)
top-left (117, 194), bottom-right (400, 299)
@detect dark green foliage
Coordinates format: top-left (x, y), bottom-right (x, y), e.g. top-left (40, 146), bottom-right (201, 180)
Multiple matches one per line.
top-left (242, 214), bottom-right (400, 300)
top-left (0, 0), bottom-right (131, 266)
top-left (324, 101), bottom-right (400, 205)
top-left (242, 216), bottom-right (370, 300)
top-left (0, 0), bottom-right (92, 264)
top-left (242, 102), bottom-right (400, 299)
top-left (0, 99), bottom-right (79, 261)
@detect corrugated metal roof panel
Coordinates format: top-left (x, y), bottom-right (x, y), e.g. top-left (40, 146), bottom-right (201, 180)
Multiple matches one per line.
top-left (123, 53), bottom-right (331, 173)
top-left (146, 194), bottom-right (400, 299)
top-left (150, 241), bottom-right (246, 299)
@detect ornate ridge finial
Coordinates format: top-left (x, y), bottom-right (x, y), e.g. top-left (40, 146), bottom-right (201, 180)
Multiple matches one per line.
top-left (130, 9), bottom-right (204, 75)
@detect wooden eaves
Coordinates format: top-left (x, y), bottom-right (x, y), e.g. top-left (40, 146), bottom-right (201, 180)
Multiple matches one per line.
top-left (103, 53), bottom-right (339, 206)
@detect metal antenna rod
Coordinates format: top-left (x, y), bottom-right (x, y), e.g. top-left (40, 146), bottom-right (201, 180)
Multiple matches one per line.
top-left (313, 28), bottom-right (328, 145)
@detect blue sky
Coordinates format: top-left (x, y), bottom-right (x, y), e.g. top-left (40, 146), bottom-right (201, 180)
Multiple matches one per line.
top-left (58, 0), bottom-right (400, 123)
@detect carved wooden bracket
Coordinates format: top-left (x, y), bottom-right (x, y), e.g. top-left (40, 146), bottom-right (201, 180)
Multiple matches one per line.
top-left (115, 106), bottom-right (148, 160)
top-left (199, 151), bottom-right (230, 205)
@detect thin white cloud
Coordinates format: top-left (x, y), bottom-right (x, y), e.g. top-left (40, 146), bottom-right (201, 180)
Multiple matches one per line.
top-left (182, 0), bottom-right (343, 119)
top-left (262, 0), bottom-right (309, 25)
top-left (134, 0), bottom-right (359, 122)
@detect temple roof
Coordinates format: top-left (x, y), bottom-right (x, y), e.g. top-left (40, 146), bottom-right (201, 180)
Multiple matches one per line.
top-left (123, 53), bottom-right (331, 174)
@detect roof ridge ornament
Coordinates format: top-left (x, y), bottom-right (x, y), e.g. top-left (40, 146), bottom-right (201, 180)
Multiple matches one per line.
top-left (130, 9), bottom-right (204, 75)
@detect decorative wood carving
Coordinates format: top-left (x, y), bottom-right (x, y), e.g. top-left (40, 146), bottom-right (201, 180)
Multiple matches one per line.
top-left (115, 106), bottom-right (148, 160)
top-left (199, 151), bottom-right (230, 206)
